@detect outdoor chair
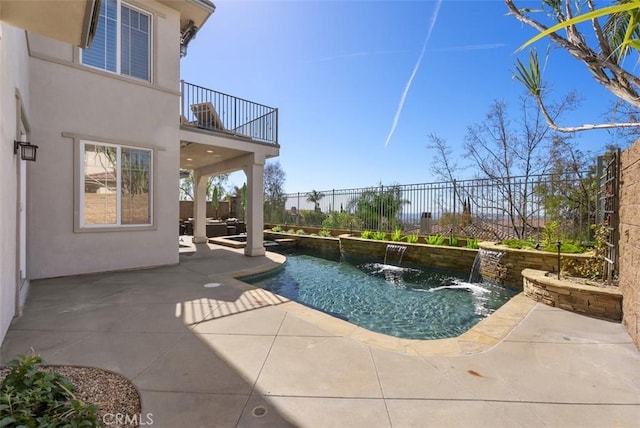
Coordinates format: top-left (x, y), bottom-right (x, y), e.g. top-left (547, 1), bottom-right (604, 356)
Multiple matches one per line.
top-left (191, 102), bottom-right (225, 130)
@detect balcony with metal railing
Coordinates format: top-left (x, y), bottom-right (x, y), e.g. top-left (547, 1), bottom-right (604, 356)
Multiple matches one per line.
top-left (180, 80), bottom-right (278, 145)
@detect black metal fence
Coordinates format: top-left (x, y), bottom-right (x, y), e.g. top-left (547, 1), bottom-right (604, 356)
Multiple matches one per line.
top-left (180, 80), bottom-right (278, 145)
top-left (265, 173), bottom-right (600, 242)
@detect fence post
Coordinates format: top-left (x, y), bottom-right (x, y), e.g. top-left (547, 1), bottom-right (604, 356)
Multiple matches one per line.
top-left (453, 179), bottom-right (457, 237)
top-left (379, 184), bottom-right (384, 231)
top-left (332, 189), bottom-right (335, 214)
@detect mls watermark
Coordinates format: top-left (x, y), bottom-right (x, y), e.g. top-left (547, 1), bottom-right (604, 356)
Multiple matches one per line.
top-left (103, 413), bottom-right (154, 426)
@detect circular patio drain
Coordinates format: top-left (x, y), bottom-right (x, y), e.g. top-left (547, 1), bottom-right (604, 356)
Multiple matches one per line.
top-left (252, 406), bottom-right (267, 418)
top-left (203, 282), bottom-right (221, 288)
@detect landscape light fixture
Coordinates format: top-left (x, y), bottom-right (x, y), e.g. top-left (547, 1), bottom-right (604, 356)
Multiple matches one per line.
top-left (14, 140), bottom-right (39, 162)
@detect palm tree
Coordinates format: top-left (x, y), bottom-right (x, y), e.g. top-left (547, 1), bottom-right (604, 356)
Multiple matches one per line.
top-left (306, 190), bottom-right (324, 212)
top-left (348, 184), bottom-right (410, 231)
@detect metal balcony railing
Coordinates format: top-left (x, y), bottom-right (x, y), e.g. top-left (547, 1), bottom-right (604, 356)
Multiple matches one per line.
top-left (180, 80), bottom-right (278, 145)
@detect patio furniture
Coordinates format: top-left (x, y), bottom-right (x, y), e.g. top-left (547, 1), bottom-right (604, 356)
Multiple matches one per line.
top-left (191, 102), bottom-right (224, 130)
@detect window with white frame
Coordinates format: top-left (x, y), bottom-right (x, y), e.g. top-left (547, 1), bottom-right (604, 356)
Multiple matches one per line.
top-left (81, 141), bottom-right (152, 227)
top-left (81, 0), bottom-right (151, 81)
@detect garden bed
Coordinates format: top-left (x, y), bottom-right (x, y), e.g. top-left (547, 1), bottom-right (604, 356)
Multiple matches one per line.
top-left (478, 242), bottom-right (593, 289)
top-left (522, 268), bottom-right (622, 321)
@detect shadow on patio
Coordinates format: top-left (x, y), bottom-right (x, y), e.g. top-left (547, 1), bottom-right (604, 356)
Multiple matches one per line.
top-left (0, 244), bottom-right (296, 427)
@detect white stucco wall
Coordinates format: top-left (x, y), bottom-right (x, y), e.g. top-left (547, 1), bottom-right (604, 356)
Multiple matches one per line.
top-left (27, 2), bottom-right (182, 279)
top-left (0, 23), bottom-right (30, 342)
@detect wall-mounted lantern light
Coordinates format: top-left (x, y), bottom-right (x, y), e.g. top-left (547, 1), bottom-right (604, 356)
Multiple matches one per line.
top-left (14, 140), bottom-right (39, 162)
top-left (180, 20), bottom-right (198, 58)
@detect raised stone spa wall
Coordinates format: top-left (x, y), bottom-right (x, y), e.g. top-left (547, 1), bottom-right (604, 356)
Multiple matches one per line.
top-left (522, 269), bottom-right (622, 321)
top-left (264, 231), bottom-right (340, 251)
top-left (478, 242), bottom-right (593, 290)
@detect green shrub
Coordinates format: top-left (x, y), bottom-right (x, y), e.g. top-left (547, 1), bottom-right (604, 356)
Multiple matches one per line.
top-left (361, 230), bottom-right (374, 239)
top-left (390, 228), bottom-right (403, 242)
top-left (501, 238), bottom-right (536, 250)
top-left (405, 234), bottom-right (419, 243)
top-left (271, 225), bottom-right (282, 232)
top-left (287, 228), bottom-right (296, 234)
top-left (502, 238), bottom-right (585, 254)
top-left (466, 238), bottom-right (479, 249)
top-left (322, 211), bottom-right (361, 230)
top-left (0, 354), bottom-right (101, 427)
top-left (373, 231), bottom-right (387, 240)
top-left (543, 241), bottom-right (584, 254)
top-left (299, 210), bottom-right (326, 227)
top-left (449, 236), bottom-right (458, 247)
top-left (426, 234), bottom-right (445, 245)
top-left (296, 229), bottom-right (305, 235)
top-left (568, 223), bottom-right (607, 279)
top-left (318, 229), bottom-right (331, 237)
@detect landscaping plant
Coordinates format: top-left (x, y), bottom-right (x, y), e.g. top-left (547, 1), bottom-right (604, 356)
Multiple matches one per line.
top-left (391, 228), bottom-right (403, 242)
top-left (569, 223), bottom-right (609, 280)
top-left (405, 234), bottom-right (419, 244)
top-left (271, 225), bottom-right (282, 232)
top-left (361, 230), bottom-right (374, 239)
top-left (449, 236), bottom-right (458, 247)
top-left (318, 229), bottom-right (331, 237)
top-left (466, 238), bottom-right (479, 249)
top-left (0, 354), bottom-right (101, 427)
top-left (426, 234), bottom-right (445, 245)
top-left (296, 229), bottom-right (305, 235)
top-left (373, 231), bottom-right (387, 240)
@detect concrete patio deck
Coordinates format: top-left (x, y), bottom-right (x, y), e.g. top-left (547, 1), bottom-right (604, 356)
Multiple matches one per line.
top-left (1, 242), bottom-right (639, 427)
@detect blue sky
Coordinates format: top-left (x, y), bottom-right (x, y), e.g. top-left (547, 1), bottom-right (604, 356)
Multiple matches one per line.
top-left (181, 0), bottom-right (621, 194)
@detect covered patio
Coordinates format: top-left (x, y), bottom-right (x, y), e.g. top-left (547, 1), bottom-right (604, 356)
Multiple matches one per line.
top-left (179, 80), bottom-right (279, 256)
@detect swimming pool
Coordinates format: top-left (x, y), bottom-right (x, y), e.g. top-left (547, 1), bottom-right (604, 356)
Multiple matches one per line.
top-left (244, 248), bottom-right (517, 340)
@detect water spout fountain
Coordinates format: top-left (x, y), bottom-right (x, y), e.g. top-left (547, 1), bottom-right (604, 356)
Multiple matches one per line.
top-left (384, 244), bottom-right (407, 266)
top-left (468, 248), bottom-right (505, 283)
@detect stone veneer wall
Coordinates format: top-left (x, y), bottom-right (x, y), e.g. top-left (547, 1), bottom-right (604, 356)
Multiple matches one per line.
top-left (339, 236), bottom-right (478, 274)
top-left (478, 242), bottom-right (592, 291)
top-left (619, 141), bottom-right (640, 349)
top-left (522, 269), bottom-right (622, 321)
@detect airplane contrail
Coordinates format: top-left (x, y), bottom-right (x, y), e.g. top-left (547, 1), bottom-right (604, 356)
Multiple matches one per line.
top-left (384, 0), bottom-right (443, 147)
top-left (303, 50), bottom-right (409, 64)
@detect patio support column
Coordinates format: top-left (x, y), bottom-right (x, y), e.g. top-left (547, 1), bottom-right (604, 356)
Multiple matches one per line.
top-left (244, 153), bottom-right (265, 256)
top-left (193, 171), bottom-right (208, 244)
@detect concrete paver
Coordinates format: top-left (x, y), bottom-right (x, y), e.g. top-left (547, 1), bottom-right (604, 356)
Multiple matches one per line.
top-left (1, 242), bottom-right (639, 427)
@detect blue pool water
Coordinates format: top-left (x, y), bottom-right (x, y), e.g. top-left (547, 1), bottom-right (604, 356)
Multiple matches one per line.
top-left (245, 249), bottom-right (517, 340)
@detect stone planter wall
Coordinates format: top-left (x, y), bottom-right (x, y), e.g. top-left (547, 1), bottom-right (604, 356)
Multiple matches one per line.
top-left (523, 268), bottom-right (622, 321)
top-left (478, 242), bottom-right (593, 290)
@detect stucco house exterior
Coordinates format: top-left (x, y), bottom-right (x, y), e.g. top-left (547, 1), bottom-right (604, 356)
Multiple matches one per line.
top-left (0, 0), bottom-right (279, 344)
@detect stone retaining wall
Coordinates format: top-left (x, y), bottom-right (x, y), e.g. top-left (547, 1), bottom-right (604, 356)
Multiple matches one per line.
top-left (523, 269), bottom-right (622, 321)
top-left (339, 235), bottom-right (478, 274)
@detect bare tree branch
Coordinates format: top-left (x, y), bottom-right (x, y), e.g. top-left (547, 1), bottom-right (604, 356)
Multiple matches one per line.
top-left (506, 0), bottom-right (640, 110)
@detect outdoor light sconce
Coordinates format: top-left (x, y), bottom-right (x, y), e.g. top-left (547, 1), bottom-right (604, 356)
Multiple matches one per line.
top-left (14, 140), bottom-right (39, 162)
top-left (180, 20), bottom-right (198, 58)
